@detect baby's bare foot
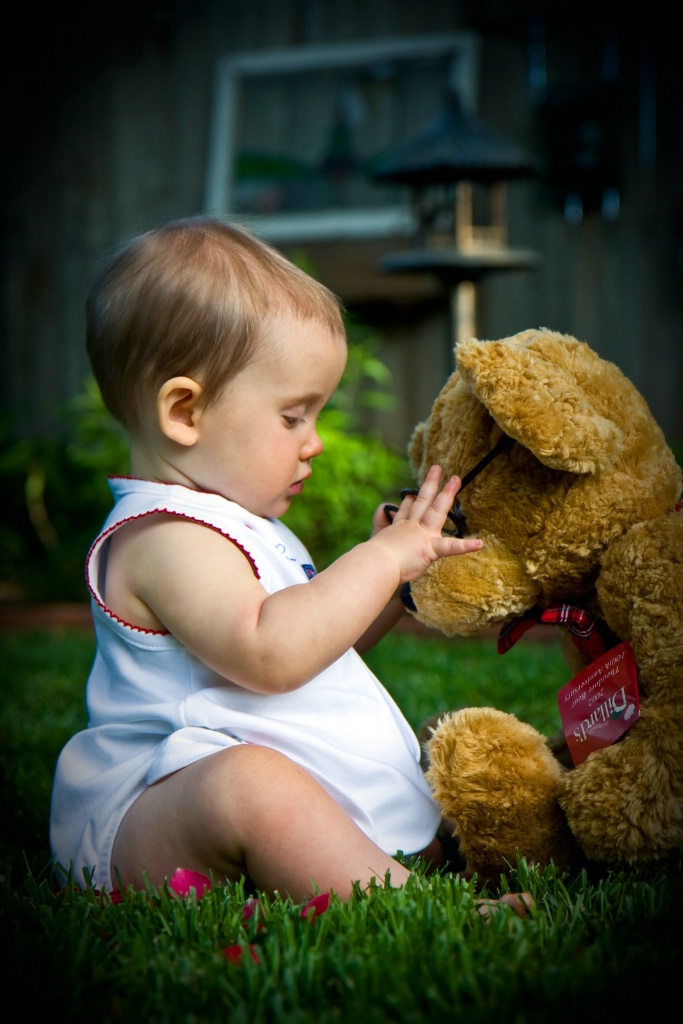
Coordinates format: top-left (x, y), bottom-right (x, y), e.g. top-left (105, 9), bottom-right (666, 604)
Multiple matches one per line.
top-left (475, 892), bottom-right (533, 919)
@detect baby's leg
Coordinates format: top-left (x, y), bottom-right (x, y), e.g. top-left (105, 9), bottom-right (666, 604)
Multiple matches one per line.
top-left (112, 745), bottom-right (532, 915)
top-left (111, 743), bottom-right (413, 902)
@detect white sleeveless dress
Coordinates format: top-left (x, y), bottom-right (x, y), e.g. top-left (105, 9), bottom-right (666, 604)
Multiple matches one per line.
top-left (50, 477), bottom-right (440, 888)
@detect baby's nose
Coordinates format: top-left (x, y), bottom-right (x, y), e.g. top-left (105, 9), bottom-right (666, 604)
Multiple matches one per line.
top-left (302, 430), bottom-right (324, 460)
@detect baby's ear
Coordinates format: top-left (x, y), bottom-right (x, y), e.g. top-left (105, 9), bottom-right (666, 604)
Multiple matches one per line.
top-left (157, 376), bottom-right (203, 446)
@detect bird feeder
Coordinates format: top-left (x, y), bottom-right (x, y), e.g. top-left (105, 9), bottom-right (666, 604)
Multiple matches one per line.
top-left (372, 91), bottom-right (539, 342)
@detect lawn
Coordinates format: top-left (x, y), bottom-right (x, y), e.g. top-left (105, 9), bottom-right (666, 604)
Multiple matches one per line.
top-left (1, 624), bottom-right (681, 1023)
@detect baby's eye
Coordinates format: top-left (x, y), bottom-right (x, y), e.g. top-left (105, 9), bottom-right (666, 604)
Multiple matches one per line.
top-left (283, 415), bottom-right (303, 428)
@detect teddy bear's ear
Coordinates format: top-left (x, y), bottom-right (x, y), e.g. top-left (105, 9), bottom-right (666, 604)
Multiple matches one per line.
top-left (455, 329), bottom-right (625, 474)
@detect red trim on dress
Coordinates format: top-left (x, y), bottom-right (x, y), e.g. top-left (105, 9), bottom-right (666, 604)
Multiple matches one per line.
top-left (86, 508), bottom-right (261, 634)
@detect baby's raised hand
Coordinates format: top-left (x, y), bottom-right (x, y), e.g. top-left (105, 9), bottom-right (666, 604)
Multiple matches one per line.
top-left (371, 466), bottom-right (483, 582)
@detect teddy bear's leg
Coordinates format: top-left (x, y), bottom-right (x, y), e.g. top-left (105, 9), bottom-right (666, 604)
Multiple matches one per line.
top-left (425, 707), bottom-right (582, 881)
top-left (559, 700), bottom-right (683, 864)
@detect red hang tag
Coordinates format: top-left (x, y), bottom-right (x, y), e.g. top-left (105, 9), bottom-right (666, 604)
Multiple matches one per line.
top-left (557, 641), bottom-right (640, 767)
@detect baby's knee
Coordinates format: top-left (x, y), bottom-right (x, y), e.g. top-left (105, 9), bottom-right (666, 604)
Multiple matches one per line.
top-left (203, 745), bottom-right (325, 849)
top-left (202, 743), bottom-right (309, 804)
top-left (233, 744), bottom-right (311, 793)
top-left (231, 744), bottom-right (331, 818)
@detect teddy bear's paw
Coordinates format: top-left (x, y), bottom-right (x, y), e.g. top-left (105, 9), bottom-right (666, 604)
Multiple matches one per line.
top-left (405, 534), bottom-right (540, 638)
top-left (425, 707), bottom-right (579, 877)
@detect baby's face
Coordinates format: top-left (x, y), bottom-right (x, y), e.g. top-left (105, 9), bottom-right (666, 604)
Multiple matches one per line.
top-left (189, 314), bottom-right (347, 518)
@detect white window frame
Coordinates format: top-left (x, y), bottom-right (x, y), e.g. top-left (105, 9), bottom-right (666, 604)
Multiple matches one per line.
top-left (203, 34), bottom-right (480, 242)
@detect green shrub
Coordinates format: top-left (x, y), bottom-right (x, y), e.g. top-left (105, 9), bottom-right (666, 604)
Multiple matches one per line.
top-left (0, 376), bottom-right (129, 602)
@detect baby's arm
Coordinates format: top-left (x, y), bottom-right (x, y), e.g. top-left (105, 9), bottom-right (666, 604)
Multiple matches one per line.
top-left (107, 467), bottom-right (481, 693)
top-left (352, 498), bottom-right (416, 655)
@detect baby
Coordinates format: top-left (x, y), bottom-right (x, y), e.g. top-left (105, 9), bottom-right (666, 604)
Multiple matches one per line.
top-left (50, 216), bottom-right (528, 914)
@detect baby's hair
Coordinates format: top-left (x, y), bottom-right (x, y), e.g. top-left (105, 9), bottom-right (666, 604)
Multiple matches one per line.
top-left (85, 216), bottom-right (346, 430)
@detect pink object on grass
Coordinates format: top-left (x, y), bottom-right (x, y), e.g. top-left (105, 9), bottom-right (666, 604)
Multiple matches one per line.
top-left (170, 868), bottom-right (212, 898)
top-left (223, 943), bottom-right (260, 965)
top-left (300, 892), bottom-right (330, 920)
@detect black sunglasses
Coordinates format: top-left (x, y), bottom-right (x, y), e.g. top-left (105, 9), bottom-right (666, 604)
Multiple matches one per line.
top-left (384, 434), bottom-right (513, 538)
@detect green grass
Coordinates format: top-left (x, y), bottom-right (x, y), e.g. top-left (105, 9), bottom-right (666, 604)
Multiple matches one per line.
top-left (1, 626), bottom-right (681, 1022)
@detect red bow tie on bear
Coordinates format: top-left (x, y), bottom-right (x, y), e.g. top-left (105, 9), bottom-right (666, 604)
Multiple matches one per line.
top-left (498, 605), bottom-right (610, 663)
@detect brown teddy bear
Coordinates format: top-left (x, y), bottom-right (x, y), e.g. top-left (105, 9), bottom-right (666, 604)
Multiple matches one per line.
top-left (402, 328), bottom-right (683, 882)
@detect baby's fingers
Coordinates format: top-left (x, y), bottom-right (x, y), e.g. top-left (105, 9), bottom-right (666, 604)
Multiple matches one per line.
top-left (435, 534), bottom-right (483, 557)
top-left (402, 465), bottom-right (442, 516)
top-left (412, 468), bottom-right (462, 531)
top-left (393, 466), bottom-right (462, 534)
